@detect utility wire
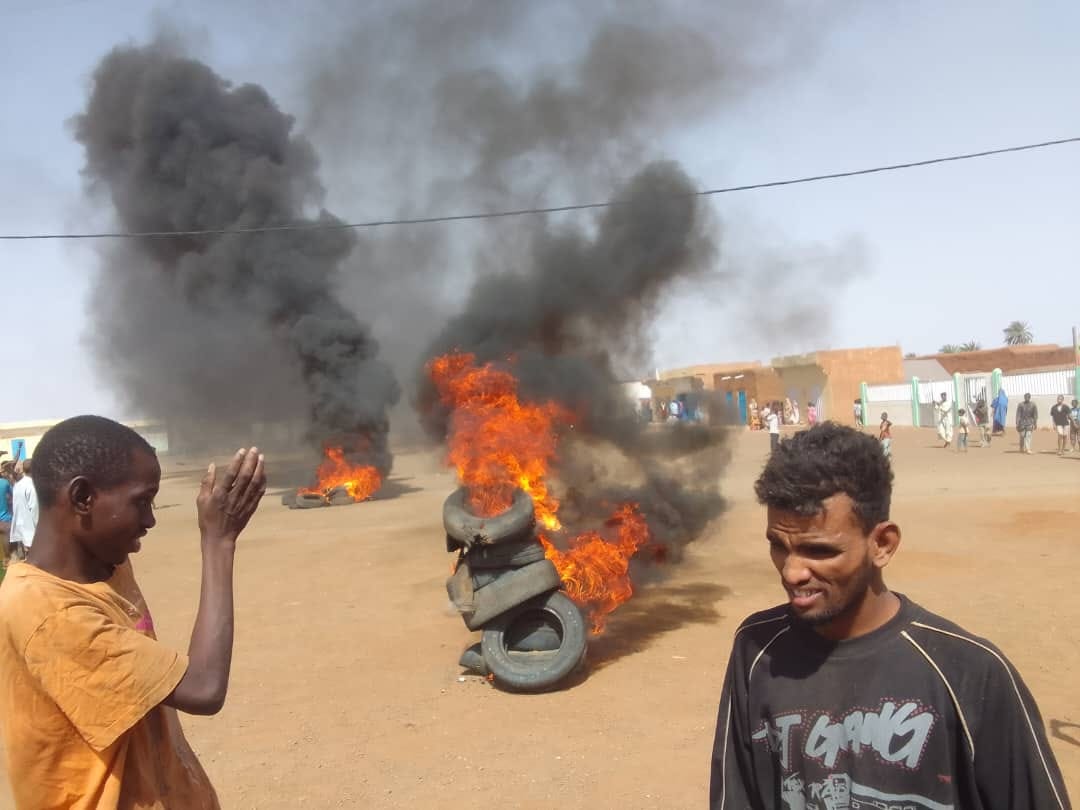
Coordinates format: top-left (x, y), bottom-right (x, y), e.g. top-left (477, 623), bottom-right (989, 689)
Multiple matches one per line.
top-left (3, 135), bottom-right (1078, 241)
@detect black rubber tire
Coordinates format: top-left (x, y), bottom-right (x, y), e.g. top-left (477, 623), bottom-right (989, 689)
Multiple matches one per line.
top-left (280, 492), bottom-right (298, 508)
top-left (328, 489), bottom-right (354, 506)
top-left (466, 535), bottom-right (546, 569)
top-left (294, 493), bottom-right (327, 509)
top-left (443, 487), bottom-right (535, 547)
top-left (504, 618), bottom-right (562, 652)
top-left (481, 591), bottom-right (587, 691)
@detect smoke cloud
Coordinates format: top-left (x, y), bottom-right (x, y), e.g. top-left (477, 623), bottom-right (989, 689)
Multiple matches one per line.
top-left (74, 43), bottom-right (399, 472)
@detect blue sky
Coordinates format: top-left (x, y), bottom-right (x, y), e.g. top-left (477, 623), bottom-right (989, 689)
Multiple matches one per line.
top-left (2, 0), bottom-right (1076, 420)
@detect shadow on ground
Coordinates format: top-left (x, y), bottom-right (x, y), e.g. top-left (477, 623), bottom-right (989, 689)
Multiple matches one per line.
top-left (1050, 719), bottom-right (1080, 747)
top-left (585, 580), bottom-right (732, 671)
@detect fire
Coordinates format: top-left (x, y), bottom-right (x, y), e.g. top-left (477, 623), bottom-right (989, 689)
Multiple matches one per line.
top-left (539, 504), bottom-right (649, 634)
top-left (298, 446), bottom-right (382, 502)
top-left (428, 352), bottom-right (568, 530)
top-left (429, 351), bottom-right (653, 633)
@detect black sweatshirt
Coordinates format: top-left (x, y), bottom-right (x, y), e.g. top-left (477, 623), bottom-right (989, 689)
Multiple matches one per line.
top-left (710, 594), bottom-right (1071, 809)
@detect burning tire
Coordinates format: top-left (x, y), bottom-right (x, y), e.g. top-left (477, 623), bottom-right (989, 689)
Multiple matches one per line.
top-left (481, 591), bottom-right (587, 692)
top-left (294, 493), bottom-right (327, 509)
top-left (443, 487), bottom-right (536, 548)
top-left (328, 486), bottom-right (355, 506)
top-left (466, 536), bottom-right (547, 569)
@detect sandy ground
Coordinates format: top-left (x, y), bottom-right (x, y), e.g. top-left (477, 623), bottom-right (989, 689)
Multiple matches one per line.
top-left (0, 425), bottom-right (1077, 808)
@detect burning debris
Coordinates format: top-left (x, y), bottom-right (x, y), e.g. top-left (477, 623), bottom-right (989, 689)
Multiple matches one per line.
top-left (74, 42), bottom-right (400, 485)
top-left (282, 446), bottom-right (382, 509)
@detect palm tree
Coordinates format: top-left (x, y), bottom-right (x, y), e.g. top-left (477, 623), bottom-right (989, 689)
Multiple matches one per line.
top-left (959, 340), bottom-right (982, 352)
top-left (938, 344), bottom-right (961, 354)
top-left (1003, 321), bottom-right (1033, 346)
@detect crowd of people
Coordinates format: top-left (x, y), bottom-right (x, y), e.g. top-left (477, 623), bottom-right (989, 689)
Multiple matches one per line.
top-left (0, 458), bottom-right (38, 567)
top-left (929, 390), bottom-right (1080, 456)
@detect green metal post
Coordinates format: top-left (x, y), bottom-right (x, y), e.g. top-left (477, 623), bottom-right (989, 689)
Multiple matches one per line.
top-left (911, 376), bottom-right (920, 427)
top-left (860, 382), bottom-right (869, 427)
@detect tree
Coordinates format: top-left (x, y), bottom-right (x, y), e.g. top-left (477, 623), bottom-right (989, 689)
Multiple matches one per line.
top-left (1003, 321), bottom-right (1033, 346)
top-left (939, 344), bottom-right (961, 354)
top-left (959, 340), bottom-right (982, 352)
top-left (903, 352), bottom-right (917, 359)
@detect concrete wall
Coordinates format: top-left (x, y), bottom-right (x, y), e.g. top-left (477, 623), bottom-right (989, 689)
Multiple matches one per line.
top-left (0, 420), bottom-right (169, 458)
top-left (817, 347), bottom-right (905, 419)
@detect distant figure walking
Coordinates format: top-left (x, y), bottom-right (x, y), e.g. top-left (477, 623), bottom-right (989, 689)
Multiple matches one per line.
top-left (853, 399), bottom-right (863, 427)
top-left (9, 460), bottom-right (38, 561)
top-left (878, 412), bottom-right (893, 458)
top-left (934, 393), bottom-right (953, 448)
top-left (1050, 394), bottom-right (1071, 456)
top-left (1016, 393), bottom-right (1038, 455)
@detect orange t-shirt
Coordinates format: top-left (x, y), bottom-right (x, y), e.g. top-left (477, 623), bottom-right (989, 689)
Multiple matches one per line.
top-left (0, 561), bottom-right (219, 809)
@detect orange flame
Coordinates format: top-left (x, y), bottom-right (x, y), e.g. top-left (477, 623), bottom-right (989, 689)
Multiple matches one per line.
top-left (539, 504), bottom-right (649, 634)
top-left (298, 446), bottom-right (382, 502)
top-left (429, 352), bottom-right (653, 633)
top-left (428, 352), bottom-right (568, 530)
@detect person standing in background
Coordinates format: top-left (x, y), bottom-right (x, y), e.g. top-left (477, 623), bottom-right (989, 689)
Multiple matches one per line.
top-left (878, 412), bottom-right (893, 458)
top-left (1070, 398), bottom-right (1080, 452)
top-left (973, 396), bottom-right (991, 447)
top-left (992, 388), bottom-right (1009, 435)
top-left (934, 393), bottom-right (953, 449)
top-left (957, 409), bottom-right (970, 453)
top-left (1050, 395), bottom-right (1071, 456)
top-left (806, 401), bottom-right (818, 427)
top-left (10, 460), bottom-right (38, 561)
top-left (766, 403), bottom-right (781, 452)
top-left (1016, 393), bottom-right (1038, 455)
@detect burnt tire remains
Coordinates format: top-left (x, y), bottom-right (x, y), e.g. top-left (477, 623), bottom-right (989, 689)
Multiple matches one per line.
top-left (481, 591), bottom-right (587, 692)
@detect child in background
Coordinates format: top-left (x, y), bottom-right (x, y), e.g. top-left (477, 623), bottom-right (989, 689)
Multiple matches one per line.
top-left (806, 402), bottom-right (818, 426)
top-left (879, 412), bottom-right (893, 458)
top-left (957, 408), bottom-right (970, 453)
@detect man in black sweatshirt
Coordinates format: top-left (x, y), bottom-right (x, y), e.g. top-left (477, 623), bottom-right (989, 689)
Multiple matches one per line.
top-left (709, 422), bottom-right (1071, 810)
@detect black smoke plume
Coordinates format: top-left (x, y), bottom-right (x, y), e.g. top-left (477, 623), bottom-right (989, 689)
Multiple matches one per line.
top-left (74, 43), bottom-right (399, 472)
top-left (418, 161), bottom-right (728, 559)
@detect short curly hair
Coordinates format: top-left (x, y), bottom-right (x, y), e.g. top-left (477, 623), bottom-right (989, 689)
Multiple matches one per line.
top-left (754, 421), bottom-right (893, 533)
top-left (33, 415), bottom-right (156, 508)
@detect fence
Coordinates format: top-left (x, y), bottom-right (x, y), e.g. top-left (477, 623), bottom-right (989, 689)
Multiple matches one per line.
top-left (863, 366), bottom-right (1078, 429)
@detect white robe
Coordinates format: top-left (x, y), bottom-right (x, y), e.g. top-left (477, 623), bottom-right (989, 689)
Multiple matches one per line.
top-left (935, 401), bottom-right (954, 442)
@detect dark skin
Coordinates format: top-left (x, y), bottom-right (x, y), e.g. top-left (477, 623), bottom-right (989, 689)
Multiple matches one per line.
top-left (29, 446), bottom-right (266, 715)
top-left (766, 493), bottom-right (901, 641)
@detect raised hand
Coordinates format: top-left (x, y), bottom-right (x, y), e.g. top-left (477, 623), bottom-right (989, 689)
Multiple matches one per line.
top-left (196, 448), bottom-right (267, 543)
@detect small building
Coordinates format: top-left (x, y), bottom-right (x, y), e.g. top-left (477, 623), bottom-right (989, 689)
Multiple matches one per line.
top-left (772, 346), bottom-right (904, 422)
top-left (712, 366), bottom-right (786, 425)
top-left (0, 419), bottom-right (170, 460)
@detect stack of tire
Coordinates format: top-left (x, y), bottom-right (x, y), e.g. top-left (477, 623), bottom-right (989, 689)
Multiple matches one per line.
top-left (444, 487), bottom-right (587, 692)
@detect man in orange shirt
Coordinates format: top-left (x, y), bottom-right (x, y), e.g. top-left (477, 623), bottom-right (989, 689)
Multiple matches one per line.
top-left (0, 415), bottom-right (266, 809)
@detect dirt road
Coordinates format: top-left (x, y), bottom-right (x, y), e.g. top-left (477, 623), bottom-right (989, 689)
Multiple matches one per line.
top-left (1, 426), bottom-right (1076, 807)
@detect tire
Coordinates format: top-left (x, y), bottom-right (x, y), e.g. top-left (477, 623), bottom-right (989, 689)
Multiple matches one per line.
top-left (328, 489), bottom-right (354, 506)
top-left (443, 487), bottom-right (535, 547)
top-left (280, 492), bottom-right (298, 508)
top-left (459, 642), bottom-right (488, 675)
top-left (466, 535), bottom-right (546, 569)
top-left (465, 560), bottom-right (562, 630)
top-left (293, 493), bottom-right (326, 509)
top-left (481, 591), bottom-right (587, 691)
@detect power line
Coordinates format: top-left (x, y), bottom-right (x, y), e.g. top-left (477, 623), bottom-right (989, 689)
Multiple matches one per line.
top-left (3, 135), bottom-right (1078, 241)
